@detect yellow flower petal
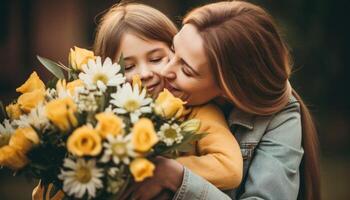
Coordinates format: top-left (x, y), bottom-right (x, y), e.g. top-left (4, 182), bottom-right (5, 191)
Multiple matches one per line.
top-left (132, 75), bottom-right (142, 91)
top-left (16, 72), bottom-right (45, 94)
top-left (0, 146), bottom-right (28, 170)
top-left (95, 112), bottom-right (124, 138)
top-left (69, 46), bottom-right (95, 71)
top-left (17, 89), bottom-right (45, 113)
top-left (130, 158), bottom-right (155, 182)
top-left (6, 103), bottom-right (22, 120)
top-left (9, 127), bottom-right (39, 153)
top-left (132, 118), bottom-right (158, 152)
top-left (45, 98), bottom-right (77, 131)
top-left (154, 89), bottom-right (186, 119)
top-left (67, 126), bottom-right (102, 156)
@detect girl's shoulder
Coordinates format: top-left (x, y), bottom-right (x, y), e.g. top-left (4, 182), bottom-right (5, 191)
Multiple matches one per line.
top-left (188, 103), bottom-right (227, 123)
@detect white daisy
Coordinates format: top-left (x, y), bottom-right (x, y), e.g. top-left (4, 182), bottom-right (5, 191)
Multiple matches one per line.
top-left (79, 57), bottom-right (125, 92)
top-left (110, 82), bottom-right (152, 123)
top-left (100, 134), bottom-right (136, 165)
top-left (58, 158), bottom-right (103, 199)
top-left (12, 102), bottom-right (50, 131)
top-left (157, 123), bottom-right (183, 146)
top-left (0, 119), bottom-right (15, 147)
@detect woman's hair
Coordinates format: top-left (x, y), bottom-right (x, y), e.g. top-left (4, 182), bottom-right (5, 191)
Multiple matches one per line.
top-left (94, 3), bottom-right (178, 61)
top-left (184, 1), bottom-right (320, 199)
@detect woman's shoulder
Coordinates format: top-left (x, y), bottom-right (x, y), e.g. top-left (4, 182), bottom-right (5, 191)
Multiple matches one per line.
top-left (229, 95), bottom-right (302, 144)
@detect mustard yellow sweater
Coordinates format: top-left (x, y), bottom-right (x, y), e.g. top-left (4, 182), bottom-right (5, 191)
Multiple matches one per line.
top-left (176, 103), bottom-right (243, 190)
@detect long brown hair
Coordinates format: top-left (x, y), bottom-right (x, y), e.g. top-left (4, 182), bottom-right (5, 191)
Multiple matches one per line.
top-left (94, 3), bottom-right (178, 61)
top-left (184, 1), bottom-right (320, 199)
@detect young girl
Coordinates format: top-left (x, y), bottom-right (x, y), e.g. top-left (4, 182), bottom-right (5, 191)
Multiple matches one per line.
top-left (94, 2), bottom-right (243, 192)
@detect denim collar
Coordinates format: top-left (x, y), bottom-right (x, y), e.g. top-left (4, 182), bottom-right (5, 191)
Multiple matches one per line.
top-left (228, 108), bottom-right (255, 131)
top-left (227, 95), bottom-right (298, 131)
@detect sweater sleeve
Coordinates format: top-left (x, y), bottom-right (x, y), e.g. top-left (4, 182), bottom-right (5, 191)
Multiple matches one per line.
top-left (176, 104), bottom-right (243, 190)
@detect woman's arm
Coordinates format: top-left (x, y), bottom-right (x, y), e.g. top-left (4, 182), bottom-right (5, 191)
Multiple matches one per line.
top-left (238, 102), bottom-right (304, 200)
top-left (174, 102), bottom-right (304, 200)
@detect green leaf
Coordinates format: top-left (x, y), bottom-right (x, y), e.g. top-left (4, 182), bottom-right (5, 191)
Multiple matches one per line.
top-left (118, 53), bottom-right (125, 75)
top-left (37, 55), bottom-right (65, 79)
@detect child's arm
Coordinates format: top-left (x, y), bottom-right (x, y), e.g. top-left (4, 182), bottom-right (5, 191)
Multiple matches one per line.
top-left (176, 104), bottom-right (243, 190)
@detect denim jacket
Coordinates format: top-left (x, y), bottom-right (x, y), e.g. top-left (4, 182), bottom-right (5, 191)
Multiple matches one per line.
top-left (173, 96), bottom-right (304, 200)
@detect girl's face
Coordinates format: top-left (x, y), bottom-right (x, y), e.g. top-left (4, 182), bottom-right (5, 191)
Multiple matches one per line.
top-left (161, 24), bottom-right (221, 106)
top-left (116, 33), bottom-right (172, 97)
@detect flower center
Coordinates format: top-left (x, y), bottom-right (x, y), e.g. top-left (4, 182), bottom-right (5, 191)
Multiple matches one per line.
top-left (124, 100), bottom-right (140, 112)
top-left (112, 142), bottom-right (127, 156)
top-left (75, 166), bottom-right (92, 183)
top-left (93, 73), bottom-right (108, 85)
top-left (164, 128), bottom-right (178, 139)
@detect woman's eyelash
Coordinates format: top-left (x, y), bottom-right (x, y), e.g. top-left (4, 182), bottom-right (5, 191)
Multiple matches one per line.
top-left (181, 67), bottom-right (192, 76)
top-left (150, 58), bottom-right (162, 63)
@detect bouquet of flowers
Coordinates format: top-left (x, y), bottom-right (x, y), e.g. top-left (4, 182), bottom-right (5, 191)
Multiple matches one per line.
top-left (0, 47), bottom-right (206, 199)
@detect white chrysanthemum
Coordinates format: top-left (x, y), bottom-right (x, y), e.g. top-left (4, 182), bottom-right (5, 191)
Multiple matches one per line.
top-left (79, 57), bottom-right (125, 92)
top-left (100, 134), bottom-right (136, 165)
top-left (110, 82), bottom-right (152, 123)
top-left (12, 102), bottom-right (50, 131)
top-left (58, 158), bottom-right (103, 199)
top-left (0, 119), bottom-right (15, 147)
top-left (75, 86), bottom-right (103, 113)
top-left (157, 123), bottom-right (183, 146)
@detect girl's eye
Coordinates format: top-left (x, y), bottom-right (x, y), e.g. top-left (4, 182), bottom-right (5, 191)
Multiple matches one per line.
top-left (125, 65), bottom-right (135, 71)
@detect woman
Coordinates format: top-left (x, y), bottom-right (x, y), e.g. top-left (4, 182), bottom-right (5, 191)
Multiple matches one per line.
top-left (94, 2), bottom-right (242, 191)
top-left (132, 1), bottom-right (320, 200)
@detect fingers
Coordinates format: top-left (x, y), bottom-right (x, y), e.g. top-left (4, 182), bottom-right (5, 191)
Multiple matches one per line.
top-left (154, 189), bottom-right (174, 200)
top-left (132, 179), bottom-right (163, 200)
top-left (119, 183), bottom-right (140, 200)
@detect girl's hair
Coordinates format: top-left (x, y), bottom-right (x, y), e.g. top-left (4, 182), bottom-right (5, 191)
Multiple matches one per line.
top-left (94, 3), bottom-right (178, 61)
top-left (184, 1), bottom-right (320, 199)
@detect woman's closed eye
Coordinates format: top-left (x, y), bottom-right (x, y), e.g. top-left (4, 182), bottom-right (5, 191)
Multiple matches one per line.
top-left (149, 57), bottom-right (163, 64)
top-left (181, 66), bottom-right (193, 77)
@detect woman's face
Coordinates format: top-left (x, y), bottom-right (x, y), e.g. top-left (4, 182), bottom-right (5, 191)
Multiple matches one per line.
top-left (116, 32), bottom-right (172, 97)
top-left (161, 24), bottom-right (221, 106)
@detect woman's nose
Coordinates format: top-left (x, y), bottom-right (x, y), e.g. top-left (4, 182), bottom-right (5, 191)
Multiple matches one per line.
top-left (161, 57), bottom-right (176, 80)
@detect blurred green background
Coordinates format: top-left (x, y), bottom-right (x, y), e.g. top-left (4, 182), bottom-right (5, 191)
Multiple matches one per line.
top-left (0, 0), bottom-right (349, 199)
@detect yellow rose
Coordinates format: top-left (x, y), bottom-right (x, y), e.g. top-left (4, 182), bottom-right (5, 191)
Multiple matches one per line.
top-left (69, 46), bottom-right (95, 71)
top-left (17, 89), bottom-right (45, 113)
top-left (132, 74), bottom-right (142, 91)
top-left (6, 103), bottom-right (22, 120)
top-left (0, 146), bottom-right (28, 170)
top-left (67, 125), bottom-right (102, 156)
top-left (56, 79), bottom-right (84, 96)
top-left (130, 158), bottom-right (155, 182)
top-left (16, 71), bottom-right (45, 94)
top-left (132, 118), bottom-right (158, 152)
top-left (95, 112), bottom-right (124, 138)
top-left (0, 127), bottom-right (39, 170)
top-left (154, 89), bottom-right (185, 119)
top-left (66, 79), bottom-right (84, 95)
top-left (9, 127), bottom-right (39, 152)
top-left (45, 97), bottom-right (78, 131)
